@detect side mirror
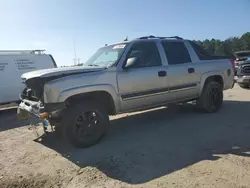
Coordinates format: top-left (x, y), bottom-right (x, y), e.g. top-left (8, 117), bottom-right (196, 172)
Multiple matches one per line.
top-left (123, 57), bottom-right (138, 69)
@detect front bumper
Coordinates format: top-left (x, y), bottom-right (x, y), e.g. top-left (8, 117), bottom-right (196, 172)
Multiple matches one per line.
top-left (235, 75), bottom-right (250, 84)
top-left (17, 99), bottom-right (43, 120)
top-left (17, 99), bottom-right (65, 121)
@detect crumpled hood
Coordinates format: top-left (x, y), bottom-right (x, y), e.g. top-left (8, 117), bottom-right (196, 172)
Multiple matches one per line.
top-left (21, 66), bottom-right (106, 80)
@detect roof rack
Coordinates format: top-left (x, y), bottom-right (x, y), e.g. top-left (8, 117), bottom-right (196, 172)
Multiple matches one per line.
top-left (0, 50), bottom-right (45, 55)
top-left (137, 35), bottom-right (183, 40)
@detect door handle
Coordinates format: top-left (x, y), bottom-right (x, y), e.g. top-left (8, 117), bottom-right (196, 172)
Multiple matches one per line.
top-left (158, 71), bottom-right (167, 77)
top-left (188, 68), bottom-right (195, 73)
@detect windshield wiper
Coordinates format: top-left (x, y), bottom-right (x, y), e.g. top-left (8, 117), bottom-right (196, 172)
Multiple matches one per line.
top-left (88, 64), bottom-right (99, 67)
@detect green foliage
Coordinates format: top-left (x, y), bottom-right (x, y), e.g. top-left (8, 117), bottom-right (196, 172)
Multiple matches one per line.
top-left (194, 32), bottom-right (250, 59)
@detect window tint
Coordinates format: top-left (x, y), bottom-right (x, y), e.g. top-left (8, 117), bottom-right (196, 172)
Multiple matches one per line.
top-left (162, 41), bottom-right (191, 65)
top-left (189, 41), bottom-right (212, 60)
top-left (126, 41), bottom-right (162, 68)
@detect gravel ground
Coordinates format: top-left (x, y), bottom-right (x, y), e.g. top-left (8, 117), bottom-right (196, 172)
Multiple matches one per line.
top-left (1, 85), bottom-right (250, 188)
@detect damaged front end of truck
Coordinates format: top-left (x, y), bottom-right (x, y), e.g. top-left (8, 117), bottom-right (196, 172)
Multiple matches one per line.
top-left (17, 66), bottom-right (106, 134)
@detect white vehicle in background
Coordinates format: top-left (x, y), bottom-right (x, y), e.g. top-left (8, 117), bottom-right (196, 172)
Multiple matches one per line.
top-left (0, 50), bottom-right (57, 105)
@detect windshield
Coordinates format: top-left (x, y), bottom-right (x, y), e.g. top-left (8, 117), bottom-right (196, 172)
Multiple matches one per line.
top-left (84, 43), bottom-right (128, 67)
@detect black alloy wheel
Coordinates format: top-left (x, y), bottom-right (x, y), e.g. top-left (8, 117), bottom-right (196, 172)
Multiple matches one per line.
top-left (73, 110), bottom-right (105, 143)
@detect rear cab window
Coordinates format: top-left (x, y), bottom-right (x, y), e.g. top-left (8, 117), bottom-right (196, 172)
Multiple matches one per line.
top-left (189, 41), bottom-right (212, 60)
top-left (162, 41), bottom-right (192, 65)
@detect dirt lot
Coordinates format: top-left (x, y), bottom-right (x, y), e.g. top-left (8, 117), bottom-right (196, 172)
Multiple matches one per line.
top-left (1, 85), bottom-right (250, 188)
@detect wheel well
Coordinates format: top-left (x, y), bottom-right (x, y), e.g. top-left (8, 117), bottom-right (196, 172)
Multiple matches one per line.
top-left (204, 75), bottom-right (224, 87)
top-left (65, 91), bottom-right (116, 115)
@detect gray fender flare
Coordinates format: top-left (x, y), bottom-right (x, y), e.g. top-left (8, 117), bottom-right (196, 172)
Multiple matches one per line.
top-left (57, 84), bottom-right (120, 113)
top-left (199, 71), bottom-right (224, 95)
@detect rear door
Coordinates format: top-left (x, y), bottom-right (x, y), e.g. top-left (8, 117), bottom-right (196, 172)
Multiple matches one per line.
top-left (161, 40), bottom-right (199, 101)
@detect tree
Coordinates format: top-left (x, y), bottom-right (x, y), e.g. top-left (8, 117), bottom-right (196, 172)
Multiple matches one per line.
top-left (194, 32), bottom-right (250, 58)
top-left (241, 32), bottom-right (250, 50)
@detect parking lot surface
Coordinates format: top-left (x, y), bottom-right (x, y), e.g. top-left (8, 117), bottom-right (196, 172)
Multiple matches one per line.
top-left (1, 85), bottom-right (250, 188)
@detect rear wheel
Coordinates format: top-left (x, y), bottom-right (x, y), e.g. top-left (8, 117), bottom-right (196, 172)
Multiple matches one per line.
top-left (196, 81), bottom-right (223, 113)
top-left (62, 101), bottom-right (109, 148)
top-left (238, 83), bottom-right (249, 89)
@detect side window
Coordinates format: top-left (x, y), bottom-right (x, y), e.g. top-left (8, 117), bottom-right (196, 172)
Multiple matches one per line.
top-left (189, 41), bottom-right (212, 60)
top-left (162, 41), bottom-right (191, 65)
top-left (126, 41), bottom-right (162, 68)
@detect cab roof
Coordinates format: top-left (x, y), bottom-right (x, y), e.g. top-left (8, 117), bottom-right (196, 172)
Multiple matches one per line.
top-left (110, 35), bottom-right (185, 46)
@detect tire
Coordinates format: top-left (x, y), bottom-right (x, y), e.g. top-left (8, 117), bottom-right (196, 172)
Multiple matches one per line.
top-left (196, 81), bottom-right (223, 113)
top-left (238, 84), bottom-right (249, 89)
top-left (61, 101), bottom-right (109, 148)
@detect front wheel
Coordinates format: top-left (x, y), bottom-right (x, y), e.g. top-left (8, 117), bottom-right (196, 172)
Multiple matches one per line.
top-left (62, 101), bottom-right (109, 148)
top-left (196, 82), bottom-right (223, 113)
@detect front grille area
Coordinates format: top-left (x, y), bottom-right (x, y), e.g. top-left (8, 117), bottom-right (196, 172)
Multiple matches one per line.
top-left (242, 65), bottom-right (250, 74)
top-left (20, 88), bottom-right (38, 101)
top-left (22, 77), bottom-right (45, 101)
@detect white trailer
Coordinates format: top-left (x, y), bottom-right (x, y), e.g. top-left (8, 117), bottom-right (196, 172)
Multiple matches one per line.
top-left (0, 50), bottom-right (57, 104)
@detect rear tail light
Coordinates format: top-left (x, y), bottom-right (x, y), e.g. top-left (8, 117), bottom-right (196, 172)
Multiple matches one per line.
top-left (230, 59), bottom-right (236, 72)
top-left (230, 59), bottom-right (235, 67)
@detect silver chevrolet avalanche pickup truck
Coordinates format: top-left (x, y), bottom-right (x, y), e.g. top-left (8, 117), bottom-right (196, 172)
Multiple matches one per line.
top-left (18, 36), bottom-right (235, 148)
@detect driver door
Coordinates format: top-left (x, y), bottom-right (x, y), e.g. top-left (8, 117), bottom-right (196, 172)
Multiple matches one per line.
top-left (117, 41), bottom-right (169, 112)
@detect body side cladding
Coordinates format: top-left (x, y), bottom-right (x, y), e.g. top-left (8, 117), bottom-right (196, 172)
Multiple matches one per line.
top-left (121, 83), bottom-right (198, 100)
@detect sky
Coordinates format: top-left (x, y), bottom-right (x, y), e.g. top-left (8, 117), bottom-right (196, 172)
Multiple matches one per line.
top-left (0, 0), bottom-right (249, 66)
